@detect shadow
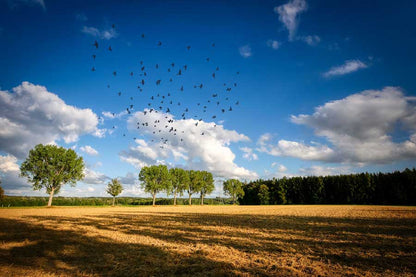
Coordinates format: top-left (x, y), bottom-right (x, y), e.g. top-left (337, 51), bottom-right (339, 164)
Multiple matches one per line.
top-left (3, 210), bottom-right (415, 276)
top-left (24, 211), bottom-right (416, 275)
top-left (1, 217), bottom-right (283, 276)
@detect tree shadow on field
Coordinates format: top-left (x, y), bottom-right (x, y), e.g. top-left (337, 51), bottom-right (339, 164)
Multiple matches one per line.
top-left (0, 217), bottom-right (271, 277)
top-left (24, 211), bottom-right (416, 275)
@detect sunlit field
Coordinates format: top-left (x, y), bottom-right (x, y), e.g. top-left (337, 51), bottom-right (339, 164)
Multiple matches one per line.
top-left (1, 205), bottom-right (415, 276)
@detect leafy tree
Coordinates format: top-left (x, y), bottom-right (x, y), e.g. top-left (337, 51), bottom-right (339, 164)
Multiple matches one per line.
top-left (223, 179), bottom-right (244, 204)
top-left (139, 165), bottom-right (170, 206)
top-left (0, 180), bottom-right (4, 200)
top-left (106, 178), bottom-right (123, 206)
top-left (169, 168), bottom-right (189, 205)
top-left (258, 184), bottom-right (270, 205)
top-left (20, 144), bottom-right (85, 207)
top-left (199, 171), bottom-right (214, 205)
top-left (187, 170), bottom-right (202, 205)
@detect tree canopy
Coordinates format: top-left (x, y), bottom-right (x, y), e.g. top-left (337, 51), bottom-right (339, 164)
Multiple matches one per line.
top-left (169, 167), bottom-right (189, 205)
top-left (20, 144), bottom-right (85, 206)
top-left (199, 171), bottom-right (214, 205)
top-left (139, 165), bottom-right (170, 206)
top-left (223, 179), bottom-right (244, 204)
top-left (106, 178), bottom-right (123, 206)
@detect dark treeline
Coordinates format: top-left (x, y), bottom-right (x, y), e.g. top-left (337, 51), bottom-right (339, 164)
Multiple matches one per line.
top-left (240, 168), bottom-right (416, 205)
top-left (0, 196), bottom-right (232, 207)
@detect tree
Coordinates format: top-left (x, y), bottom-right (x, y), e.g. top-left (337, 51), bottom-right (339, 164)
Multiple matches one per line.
top-left (187, 170), bottom-right (202, 205)
top-left (0, 179), bottom-right (4, 200)
top-left (139, 165), bottom-right (170, 206)
top-left (199, 171), bottom-right (214, 205)
top-left (223, 179), bottom-right (244, 204)
top-left (258, 184), bottom-right (270, 205)
top-left (169, 168), bottom-right (189, 205)
top-left (106, 178), bottom-right (123, 206)
top-left (20, 144), bottom-right (85, 207)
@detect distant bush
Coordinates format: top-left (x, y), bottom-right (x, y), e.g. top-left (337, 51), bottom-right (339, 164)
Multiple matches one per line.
top-left (0, 196), bottom-right (231, 207)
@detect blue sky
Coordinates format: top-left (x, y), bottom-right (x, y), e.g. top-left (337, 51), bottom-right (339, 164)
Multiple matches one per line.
top-left (1, 0), bottom-right (416, 197)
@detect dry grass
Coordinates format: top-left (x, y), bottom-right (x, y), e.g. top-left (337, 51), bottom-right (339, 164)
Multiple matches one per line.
top-left (0, 205), bottom-right (415, 276)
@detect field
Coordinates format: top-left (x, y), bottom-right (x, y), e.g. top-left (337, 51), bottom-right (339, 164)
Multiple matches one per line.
top-left (0, 206), bottom-right (415, 276)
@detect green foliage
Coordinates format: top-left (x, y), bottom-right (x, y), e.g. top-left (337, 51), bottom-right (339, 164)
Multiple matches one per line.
top-left (139, 165), bottom-right (170, 205)
top-left (0, 184), bottom-right (4, 200)
top-left (239, 168), bottom-right (416, 205)
top-left (223, 179), bottom-right (244, 204)
top-left (199, 171), bottom-right (214, 204)
top-left (19, 144), bottom-right (85, 206)
top-left (106, 179), bottom-right (123, 197)
top-left (258, 184), bottom-right (270, 205)
top-left (169, 168), bottom-right (190, 205)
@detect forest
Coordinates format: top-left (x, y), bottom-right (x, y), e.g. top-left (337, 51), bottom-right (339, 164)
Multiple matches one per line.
top-left (239, 168), bottom-right (416, 205)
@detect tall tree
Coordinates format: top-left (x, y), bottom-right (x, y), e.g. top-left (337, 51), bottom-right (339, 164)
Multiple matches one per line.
top-left (223, 179), bottom-right (244, 204)
top-left (187, 170), bottom-right (202, 205)
top-left (0, 179), bottom-right (4, 200)
top-left (169, 168), bottom-right (189, 205)
top-left (199, 171), bottom-right (214, 205)
top-left (139, 165), bottom-right (170, 206)
top-left (106, 178), bottom-right (123, 206)
top-left (20, 144), bottom-right (85, 207)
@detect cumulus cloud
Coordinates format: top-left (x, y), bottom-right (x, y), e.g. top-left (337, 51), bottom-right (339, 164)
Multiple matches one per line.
top-left (323, 59), bottom-right (368, 78)
top-left (260, 87), bottom-right (416, 164)
top-left (102, 110), bottom-right (128, 119)
top-left (240, 147), bottom-right (258, 161)
top-left (239, 45), bottom-right (252, 58)
top-left (0, 154), bottom-right (20, 172)
top-left (257, 133), bottom-right (335, 161)
top-left (0, 82), bottom-right (104, 158)
top-left (80, 145), bottom-right (99, 156)
top-left (82, 26), bottom-right (117, 40)
top-left (267, 40), bottom-right (280, 50)
top-left (120, 110), bottom-right (258, 179)
top-left (83, 168), bottom-right (110, 185)
top-left (274, 0), bottom-right (307, 41)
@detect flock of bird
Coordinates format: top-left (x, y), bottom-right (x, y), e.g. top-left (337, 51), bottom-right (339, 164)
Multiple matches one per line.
top-left (89, 24), bottom-right (241, 148)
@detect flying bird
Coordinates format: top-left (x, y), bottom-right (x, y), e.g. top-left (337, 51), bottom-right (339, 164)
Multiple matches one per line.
top-left (93, 40), bottom-right (98, 48)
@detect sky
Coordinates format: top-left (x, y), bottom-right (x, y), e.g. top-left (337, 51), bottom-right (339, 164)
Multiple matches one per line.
top-left (1, 0), bottom-right (416, 198)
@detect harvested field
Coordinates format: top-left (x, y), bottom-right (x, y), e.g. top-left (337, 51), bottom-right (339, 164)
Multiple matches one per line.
top-left (0, 205), bottom-right (415, 276)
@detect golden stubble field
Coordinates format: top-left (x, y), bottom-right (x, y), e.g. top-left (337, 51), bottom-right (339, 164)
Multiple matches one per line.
top-left (0, 205), bottom-right (415, 276)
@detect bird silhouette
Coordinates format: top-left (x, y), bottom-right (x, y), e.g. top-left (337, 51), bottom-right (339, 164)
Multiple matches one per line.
top-left (92, 54), bottom-right (96, 60)
top-left (157, 41), bottom-right (162, 46)
top-left (186, 45), bottom-right (191, 50)
top-left (91, 67), bottom-right (96, 72)
top-left (93, 40), bottom-right (98, 48)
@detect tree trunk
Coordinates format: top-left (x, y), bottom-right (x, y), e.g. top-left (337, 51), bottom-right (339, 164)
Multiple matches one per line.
top-left (173, 192), bottom-right (177, 206)
top-left (152, 193), bottom-right (156, 206)
top-left (47, 187), bottom-right (55, 207)
top-left (188, 193), bottom-right (192, 205)
top-left (112, 196), bottom-right (115, 206)
top-left (233, 195), bottom-right (236, 204)
top-left (201, 194), bottom-right (204, 205)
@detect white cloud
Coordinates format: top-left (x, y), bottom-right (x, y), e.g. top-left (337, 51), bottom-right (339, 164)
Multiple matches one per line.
top-left (80, 145), bottom-right (99, 156)
top-left (0, 154), bottom-right (20, 172)
top-left (299, 35), bottom-right (320, 46)
top-left (323, 59), bottom-right (368, 78)
top-left (257, 133), bottom-right (335, 161)
top-left (83, 168), bottom-right (110, 185)
top-left (120, 110), bottom-right (258, 179)
top-left (267, 40), bottom-right (280, 50)
top-left (274, 0), bottom-right (307, 41)
top-left (259, 87), bottom-right (416, 164)
top-left (240, 147), bottom-right (258, 161)
top-left (239, 45), bottom-right (252, 58)
top-left (0, 82), bottom-right (104, 159)
top-left (82, 26), bottom-right (117, 40)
